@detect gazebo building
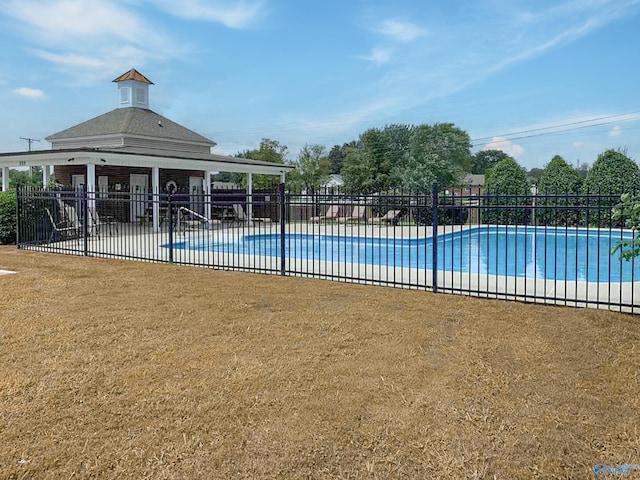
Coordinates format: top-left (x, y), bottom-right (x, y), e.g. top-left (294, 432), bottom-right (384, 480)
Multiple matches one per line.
top-left (0, 69), bottom-right (293, 231)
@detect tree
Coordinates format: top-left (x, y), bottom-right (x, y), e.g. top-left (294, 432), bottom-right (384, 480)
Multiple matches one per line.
top-left (391, 123), bottom-right (471, 193)
top-left (483, 157), bottom-right (531, 225)
top-left (583, 149), bottom-right (640, 227)
top-left (536, 155), bottom-right (583, 226)
top-left (527, 167), bottom-right (544, 185)
top-left (341, 128), bottom-right (392, 193)
top-left (286, 144), bottom-right (330, 192)
top-left (235, 138), bottom-right (288, 190)
top-left (328, 144), bottom-right (347, 174)
top-left (576, 161), bottom-right (589, 179)
top-left (471, 149), bottom-right (510, 174)
top-left (9, 169), bottom-right (42, 187)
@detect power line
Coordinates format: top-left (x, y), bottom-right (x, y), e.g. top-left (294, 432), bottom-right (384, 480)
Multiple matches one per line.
top-left (471, 111), bottom-right (640, 145)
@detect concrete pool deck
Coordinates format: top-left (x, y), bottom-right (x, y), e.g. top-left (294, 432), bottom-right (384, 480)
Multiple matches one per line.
top-left (21, 221), bottom-right (640, 313)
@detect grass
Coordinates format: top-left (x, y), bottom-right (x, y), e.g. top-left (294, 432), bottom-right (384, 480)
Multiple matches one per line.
top-left (0, 246), bottom-right (639, 479)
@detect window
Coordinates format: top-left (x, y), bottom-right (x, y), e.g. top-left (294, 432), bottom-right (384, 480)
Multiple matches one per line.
top-left (135, 87), bottom-right (146, 105)
top-left (120, 87), bottom-right (130, 104)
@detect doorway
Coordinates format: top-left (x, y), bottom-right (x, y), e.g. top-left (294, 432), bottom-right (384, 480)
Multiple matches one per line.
top-left (129, 174), bottom-right (148, 223)
top-left (189, 176), bottom-right (204, 215)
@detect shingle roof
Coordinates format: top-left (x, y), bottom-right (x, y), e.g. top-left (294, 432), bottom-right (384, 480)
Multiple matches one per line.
top-left (462, 174), bottom-right (485, 186)
top-left (112, 69), bottom-right (154, 84)
top-left (45, 107), bottom-right (215, 146)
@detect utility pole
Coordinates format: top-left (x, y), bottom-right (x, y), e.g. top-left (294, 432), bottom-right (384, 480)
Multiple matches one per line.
top-left (20, 137), bottom-right (40, 151)
top-left (20, 137), bottom-right (40, 176)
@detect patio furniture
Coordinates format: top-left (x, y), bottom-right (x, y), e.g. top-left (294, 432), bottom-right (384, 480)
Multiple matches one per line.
top-left (370, 210), bottom-right (401, 226)
top-left (57, 199), bottom-right (81, 229)
top-left (89, 208), bottom-right (118, 237)
top-left (310, 205), bottom-right (340, 223)
top-left (45, 208), bottom-right (82, 242)
top-left (336, 205), bottom-right (366, 223)
top-left (232, 204), bottom-right (272, 224)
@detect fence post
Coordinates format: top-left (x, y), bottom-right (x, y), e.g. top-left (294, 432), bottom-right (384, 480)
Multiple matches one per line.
top-left (279, 182), bottom-right (286, 276)
top-left (82, 185), bottom-right (89, 256)
top-left (432, 183), bottom-right (438, 293)
top-left (15, 186), bottom-right (22, 248)
top-left (168, 193), bottom-right (174, 263)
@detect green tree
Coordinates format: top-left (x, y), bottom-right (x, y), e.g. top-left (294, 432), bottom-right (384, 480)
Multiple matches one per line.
top-left (583, 149), bottom-right (640, 227)
top-left (471, 149), bottom-right (510, 174)
top-left (391, 123), bottom-right (471, 192)
top-left (328, 144), bottom-right (348, 174)
top-left (576, 161), bottom-right (589, 179)
top-left (536, 155), bottom-right (583, 226)
top-left (9, 169), bottom-right (42, 187)
top-left (286, 144), bottom-right (330, 192)
top-left (483, 157), bottom-right (531, 225)
top-left (236, 138), bottom-right (288, 189)
top-left (341, 128), bottom-right (392, 193)
top-left (527, 167), bottom-right (544, 184)
top-left (382, 124), bottom-right (413, 171)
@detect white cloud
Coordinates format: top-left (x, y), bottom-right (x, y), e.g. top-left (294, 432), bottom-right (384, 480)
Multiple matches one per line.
top-left (12, 87), bottom-right (45, 98)
top-left (0, 0), bottom-right (175, 82)
top-left (145, 0), bottom-right (265, 28)
top-left (359, 48), bottom-right (393, 66)
top-left (376, 19), bottom-right (427, 42)
top-left (572, 141), bottom-right (585, 148)
top-left (610, 125), bottom-right (622, 136)
top-left (0, 0), bottom-right (155, 47)
top-left (484, 137), bottom-right (525, 158)
top-left (32, 46), bottom-right (158, 83)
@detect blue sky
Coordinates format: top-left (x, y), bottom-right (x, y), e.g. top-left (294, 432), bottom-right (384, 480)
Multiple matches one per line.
top-left (1, 0), bottom-right (640, 170)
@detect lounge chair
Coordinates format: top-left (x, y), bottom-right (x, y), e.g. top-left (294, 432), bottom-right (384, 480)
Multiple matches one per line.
top-left (89, 208), bottom-right (118, 237)
top-left (336, 205), bottom-right (366, 223)
top-left (57, 199), bottom-right (82, 229)
top-left (310, 205), bottom-right (340, 223)
top-left (370, 209), bottom-right (401, 226)
top-left (45, 207), bottom-right (82, 241)
top-left (232, 204), bottom-right (271, 224)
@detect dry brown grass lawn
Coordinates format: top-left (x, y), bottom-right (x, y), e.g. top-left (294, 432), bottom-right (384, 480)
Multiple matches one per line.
top-left (0, 246), bottom-right (638, 479)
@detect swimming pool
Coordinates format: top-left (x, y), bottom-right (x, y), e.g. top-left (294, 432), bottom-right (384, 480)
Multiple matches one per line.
top-left (172, 226), bottom-right (640, 282)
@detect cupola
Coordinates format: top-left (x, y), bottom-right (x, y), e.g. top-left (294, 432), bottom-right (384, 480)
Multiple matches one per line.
top-left (112, 69), bottom-right (154, 109)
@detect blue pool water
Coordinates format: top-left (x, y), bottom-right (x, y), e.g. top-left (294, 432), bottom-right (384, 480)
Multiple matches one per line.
top-left (172, 226), bottom-right (640, 282)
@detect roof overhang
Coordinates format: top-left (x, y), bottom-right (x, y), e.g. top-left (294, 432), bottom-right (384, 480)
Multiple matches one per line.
top-left (0, 147), bottom-right (294, 176)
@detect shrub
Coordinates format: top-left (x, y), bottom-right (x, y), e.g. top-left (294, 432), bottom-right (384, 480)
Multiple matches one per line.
top-left (536, 155), bottom-right (583, 226)
top-left (612, 193), bottom-right (640, 259)
top-left (482, 158), bottom-right (531, 225)
top-left (583, 149), bottom-right (640, 227)
top-left (0, 190), bottom-right (17, 244)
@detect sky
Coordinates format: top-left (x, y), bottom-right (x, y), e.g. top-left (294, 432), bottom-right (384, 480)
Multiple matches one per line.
top-left (1, 0), bottom-right (640, 171)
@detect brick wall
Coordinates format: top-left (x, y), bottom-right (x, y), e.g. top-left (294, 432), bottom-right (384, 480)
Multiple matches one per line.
top-left (53, 166), bottom-right (205, 193)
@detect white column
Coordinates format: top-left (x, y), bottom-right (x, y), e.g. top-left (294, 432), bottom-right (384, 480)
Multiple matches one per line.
top-left (1, 167), bottom-right (9, 191)
top-left (86, 163), bottom-right (96, 215)
top-left (204, 171), bottom-right (212, 222)
top-left (42, 165), bottom-right (50, 186)
top-left (247, 172), bottom-right (253, 223)
top-left (152, 166), bottom-right (160, 232)
top-left (280, 173), bottom-right (286, 184)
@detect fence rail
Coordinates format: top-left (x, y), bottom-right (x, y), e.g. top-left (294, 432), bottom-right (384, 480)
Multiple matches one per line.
top-left (15, 185), bottom-right (640, 314)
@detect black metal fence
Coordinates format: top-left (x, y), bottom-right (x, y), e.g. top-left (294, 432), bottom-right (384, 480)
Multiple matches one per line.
top-left (15, 185), bottom-right (640, 314)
